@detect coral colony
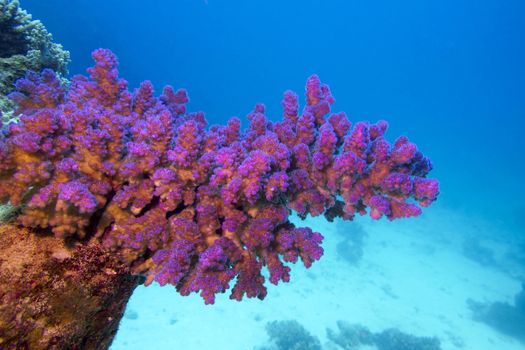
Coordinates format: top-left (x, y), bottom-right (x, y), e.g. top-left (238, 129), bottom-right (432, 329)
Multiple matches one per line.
top-left (0, 49), bottom-right (439, 304)
top-left (0, 0), bottom-right (69, 120)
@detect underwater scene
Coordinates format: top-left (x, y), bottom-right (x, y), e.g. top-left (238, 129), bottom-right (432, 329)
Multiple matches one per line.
top-left (0, 0), bottom-right (524, 349)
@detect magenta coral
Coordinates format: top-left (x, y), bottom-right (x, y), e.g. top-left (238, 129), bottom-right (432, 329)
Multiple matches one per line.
top-left (0, 49), bottom-right (439, 304)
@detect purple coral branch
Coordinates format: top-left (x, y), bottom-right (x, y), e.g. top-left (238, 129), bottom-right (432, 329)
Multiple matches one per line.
top-left (0, 49), bottom-right (439, 303)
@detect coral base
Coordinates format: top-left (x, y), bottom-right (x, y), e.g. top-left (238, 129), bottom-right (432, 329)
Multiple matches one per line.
top-left (0, 222), bottom-right (141, 350)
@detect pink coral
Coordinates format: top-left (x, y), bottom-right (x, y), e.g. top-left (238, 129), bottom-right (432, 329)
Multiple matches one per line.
top-left (0, 49), bottom-right (439, 303)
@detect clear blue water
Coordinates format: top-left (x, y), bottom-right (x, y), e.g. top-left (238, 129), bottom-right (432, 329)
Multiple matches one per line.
top-left (19, 1), bottom-right (525, 349)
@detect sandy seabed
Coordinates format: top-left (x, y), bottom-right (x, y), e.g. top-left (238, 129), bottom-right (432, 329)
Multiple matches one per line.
top-left (111, 204), bottom-right (524, 350)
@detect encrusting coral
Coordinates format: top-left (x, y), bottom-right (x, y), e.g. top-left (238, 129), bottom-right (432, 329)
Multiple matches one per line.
top-left (0, 49), bottom-right (439, 305)
top-left (0, 0), bottom-right (69, 123)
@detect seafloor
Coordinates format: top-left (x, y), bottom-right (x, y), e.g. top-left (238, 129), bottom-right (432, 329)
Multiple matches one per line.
top-left (111, 203), bottom-right (524, 350)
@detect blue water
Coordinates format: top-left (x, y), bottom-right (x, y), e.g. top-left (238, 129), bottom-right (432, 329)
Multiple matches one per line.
top-left (20, 0), bottom-right (525, 349)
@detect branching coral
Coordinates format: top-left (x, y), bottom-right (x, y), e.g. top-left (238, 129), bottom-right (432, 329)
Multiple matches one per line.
top-left (0, 0), bottom-right (69, 122)
top-left (0, 49), bottom-right (439, 304)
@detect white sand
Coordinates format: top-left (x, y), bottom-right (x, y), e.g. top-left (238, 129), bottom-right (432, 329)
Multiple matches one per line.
top-left (111, 204), bottom-right (525, 350)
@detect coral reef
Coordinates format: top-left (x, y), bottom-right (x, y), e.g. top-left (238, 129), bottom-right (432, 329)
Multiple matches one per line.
top-left (374, 329), bottom-right (442, 350)
top-left (262, 320), bottom-right (322, 350)
top-left (327, 321), bottom-right (442, 350)
top-left (258, 320), bottom-right (442, 350)
top-left (0, 0), bottom-right (69, 123)
top-left (0, 49), bottom-right (439, 304)
top-left (468, 282), bottom-right (525, 344)
top-left (326, 321), bottom-right (373, 349)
